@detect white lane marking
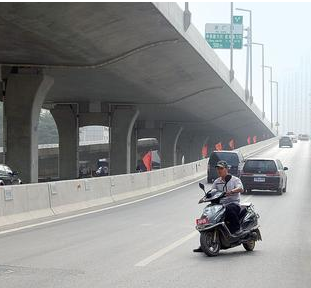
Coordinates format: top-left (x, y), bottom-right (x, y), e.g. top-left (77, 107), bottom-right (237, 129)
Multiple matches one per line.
top-left (0, 177), bottom-right (205, 236)
top-left (135, 231), bottom-right (198, 267)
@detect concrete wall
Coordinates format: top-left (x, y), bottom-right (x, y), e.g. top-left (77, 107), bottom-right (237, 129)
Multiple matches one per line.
top-left (0, 183), bottom-right (53, 226)
top-left (236, 137), bottom-right (278, 158)
top-left (0, 137), bottom-right (278, 228)
top-left (0, 159), bottom-right (206, 227)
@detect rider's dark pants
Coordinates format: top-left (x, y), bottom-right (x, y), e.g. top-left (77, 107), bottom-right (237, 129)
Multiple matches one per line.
top-left (225, 203), bottom-right (241, 234)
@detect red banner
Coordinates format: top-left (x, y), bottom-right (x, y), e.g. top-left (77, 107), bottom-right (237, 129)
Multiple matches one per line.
top-left (202, 144), bottom-right (208, 158)
top-left (215, 142), bottom-right (223, 151)
top-left (247, 135), bottom-right (251, 145)
top-left (142, 151), bottom-right (152, 171)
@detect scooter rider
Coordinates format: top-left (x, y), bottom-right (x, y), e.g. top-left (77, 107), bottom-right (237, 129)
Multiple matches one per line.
top-left (193, 160), bottom-right (244, 253)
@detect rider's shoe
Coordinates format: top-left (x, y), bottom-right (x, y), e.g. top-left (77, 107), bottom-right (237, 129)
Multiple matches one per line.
top-left (193, 246), bottom-right (203, 253)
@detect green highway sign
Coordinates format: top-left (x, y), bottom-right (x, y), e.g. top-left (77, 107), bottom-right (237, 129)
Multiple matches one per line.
top-left (205, 32), bottom-right (243, 49)
top-left (205, 16), bottom-right (243, 49)
top-left (233, 15), bottom-right (243, 24)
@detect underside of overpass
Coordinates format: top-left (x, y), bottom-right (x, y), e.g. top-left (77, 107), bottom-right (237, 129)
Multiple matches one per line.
top-left (0, 2), bottom-right (275, 183)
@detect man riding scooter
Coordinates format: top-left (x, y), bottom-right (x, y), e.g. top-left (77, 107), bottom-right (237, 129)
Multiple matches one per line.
top-left (193, 160), bottom-right (244, 253)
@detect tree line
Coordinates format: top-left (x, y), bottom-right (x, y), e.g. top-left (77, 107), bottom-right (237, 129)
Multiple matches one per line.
top-left (0, 106), bottom-right (59, 145)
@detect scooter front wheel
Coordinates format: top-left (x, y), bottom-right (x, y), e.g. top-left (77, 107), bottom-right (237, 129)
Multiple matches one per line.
top-left (243, 240), bottom-right (255, 251)
top-left (200, 231), bottom-right (220, 257)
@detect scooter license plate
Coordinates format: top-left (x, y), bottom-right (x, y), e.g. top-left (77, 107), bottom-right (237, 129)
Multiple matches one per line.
top-left (196, 218), bottom-right (209, 225)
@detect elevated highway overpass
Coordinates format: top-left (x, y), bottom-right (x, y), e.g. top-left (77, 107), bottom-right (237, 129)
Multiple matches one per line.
top-left (0, 2), bottom-right (275, 183)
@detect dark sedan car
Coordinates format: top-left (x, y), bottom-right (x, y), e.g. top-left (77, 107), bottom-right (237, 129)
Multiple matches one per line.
top-left (240, 158), bottom-right (288, 195)
top-left (279, 136), bottom-right (293, 148)
top-left (207, 150), bottom-right (244, 183)
top-left (0, 164), bottom-right (22, 185)
top-left (298, 134), bottom-right (309, 141)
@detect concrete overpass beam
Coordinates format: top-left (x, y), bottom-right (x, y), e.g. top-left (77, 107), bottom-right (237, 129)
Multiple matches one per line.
top-left (160, 123), bottom-right (183, 168)
top-left (51, 104), bottom-right (79, 180)
top-left (110, 106), bottom-right (139, 175)
top-left (78, 102), bottom-right (109, 127)
top-left (4, 73), bottom-right (53, 183)
top-left (137, 121), bottom-right (161, 140)
top-left (78, 113), bottom-right (109, 127)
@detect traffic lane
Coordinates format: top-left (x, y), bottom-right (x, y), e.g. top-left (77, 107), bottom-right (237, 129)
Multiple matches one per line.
top-left (0, 142), bottom-right (306, 288)
top-left (0, 177), bottom-right (211, 287)
top-left (0, 143), bottom-right (288, 285)
top-left (125, 141), bottom-right (311, 288)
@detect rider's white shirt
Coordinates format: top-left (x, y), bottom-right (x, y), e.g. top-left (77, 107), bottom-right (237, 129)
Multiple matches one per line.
top-left (210, 175), bottom-right (244, 205)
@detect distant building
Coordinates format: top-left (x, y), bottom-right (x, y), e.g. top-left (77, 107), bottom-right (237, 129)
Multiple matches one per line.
top-left (280, 54), bottom-right (311, 135)
top-left (79, 126), bottom-right (109, 143)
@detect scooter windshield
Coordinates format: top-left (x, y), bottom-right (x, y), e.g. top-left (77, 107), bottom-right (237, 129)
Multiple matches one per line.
top-left (206, 189), bottom-right (224, 201)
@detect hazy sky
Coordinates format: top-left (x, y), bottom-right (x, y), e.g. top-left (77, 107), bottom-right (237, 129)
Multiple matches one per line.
top-left (177, 2), bottom-right (311, 121)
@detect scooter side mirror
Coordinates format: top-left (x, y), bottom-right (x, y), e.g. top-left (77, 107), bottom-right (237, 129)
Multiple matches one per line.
top-left (199, 183), bottom-right (205, 191)
top-left (225, 174), bottom-right (232, 183)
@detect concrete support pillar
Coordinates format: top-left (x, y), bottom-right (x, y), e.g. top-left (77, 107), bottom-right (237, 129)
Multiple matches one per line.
top-left (4, 73), bottom-right (53, 183)
top-left (77, 101), bottom-right (109, 127)
top-left (208, 135), bottom-right (222, 155)
top-left (178, 132), bottom-right (209, 164)
top-left (160, 123), bottom-right (183, 168)
top-left (190, 135), bottom-right (209, 162)
top-left (130, 126), bottom-right (137, 173)
top-left (110, 106), bottom-right (139, 175)
top-left (51, 104), bottom-right (79, 180)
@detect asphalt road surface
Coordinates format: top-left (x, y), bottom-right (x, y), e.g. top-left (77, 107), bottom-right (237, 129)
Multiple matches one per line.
top-left (0, 141), bottom-right (310, 288)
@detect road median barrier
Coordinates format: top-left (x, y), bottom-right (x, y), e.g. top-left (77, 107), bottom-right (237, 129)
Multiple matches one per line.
top-left (0, 137), bottom-right (277, 228)
top-left (49, 176), bottom-right (113, 215)
top-left (237, 137), bottom-right (279, 158)
top-left (0, 182), bottom-right (52, 227)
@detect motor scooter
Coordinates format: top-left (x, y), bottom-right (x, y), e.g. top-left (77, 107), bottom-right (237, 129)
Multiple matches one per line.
top-left (195, 175), bottom-right (262, 257)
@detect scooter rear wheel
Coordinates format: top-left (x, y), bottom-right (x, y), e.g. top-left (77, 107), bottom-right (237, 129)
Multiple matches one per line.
top-left (200, 231), bottom-right (220, 257)
top-left (243, 240), bottom-right (255, 251)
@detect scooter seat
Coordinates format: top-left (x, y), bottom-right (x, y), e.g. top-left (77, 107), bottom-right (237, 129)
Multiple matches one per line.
top-left (241, 202), bottom-right (252, 207)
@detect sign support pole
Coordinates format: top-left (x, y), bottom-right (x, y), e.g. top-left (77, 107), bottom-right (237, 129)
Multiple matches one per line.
top-left (245, 27), bottom-right (250, 102)
top-left (249, 11), bottom-right (253, 103)
top-left (230, 2), bottom-right (234, 82)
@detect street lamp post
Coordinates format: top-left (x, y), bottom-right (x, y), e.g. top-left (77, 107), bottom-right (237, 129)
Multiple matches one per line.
top-left (264, 65), bottom-right (273, 127)
top-left (230, 2), bottom-right (234, 82)
top-left (271, 80), bottom-right (279, 135)
top-left (244, 27), bottom-right (250, 101)
top-left (252, 42), bottom-right (265, 118)
top-left (236, 8), bottom-right (253, 101)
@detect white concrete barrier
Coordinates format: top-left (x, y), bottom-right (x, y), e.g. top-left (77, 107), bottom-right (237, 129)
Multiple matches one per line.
top-left (49, 177), bottom-right (113, 214)
top-left (0, 138), bottom-right (277, 228)
top-left (110, 160), bottom-right (206, 201)
top-left (237, 137), bottom-right (279, 158)
top-left (0, 182), bottom-right (52, 227)
top-left (111, 173), bottom-right (148, 202)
